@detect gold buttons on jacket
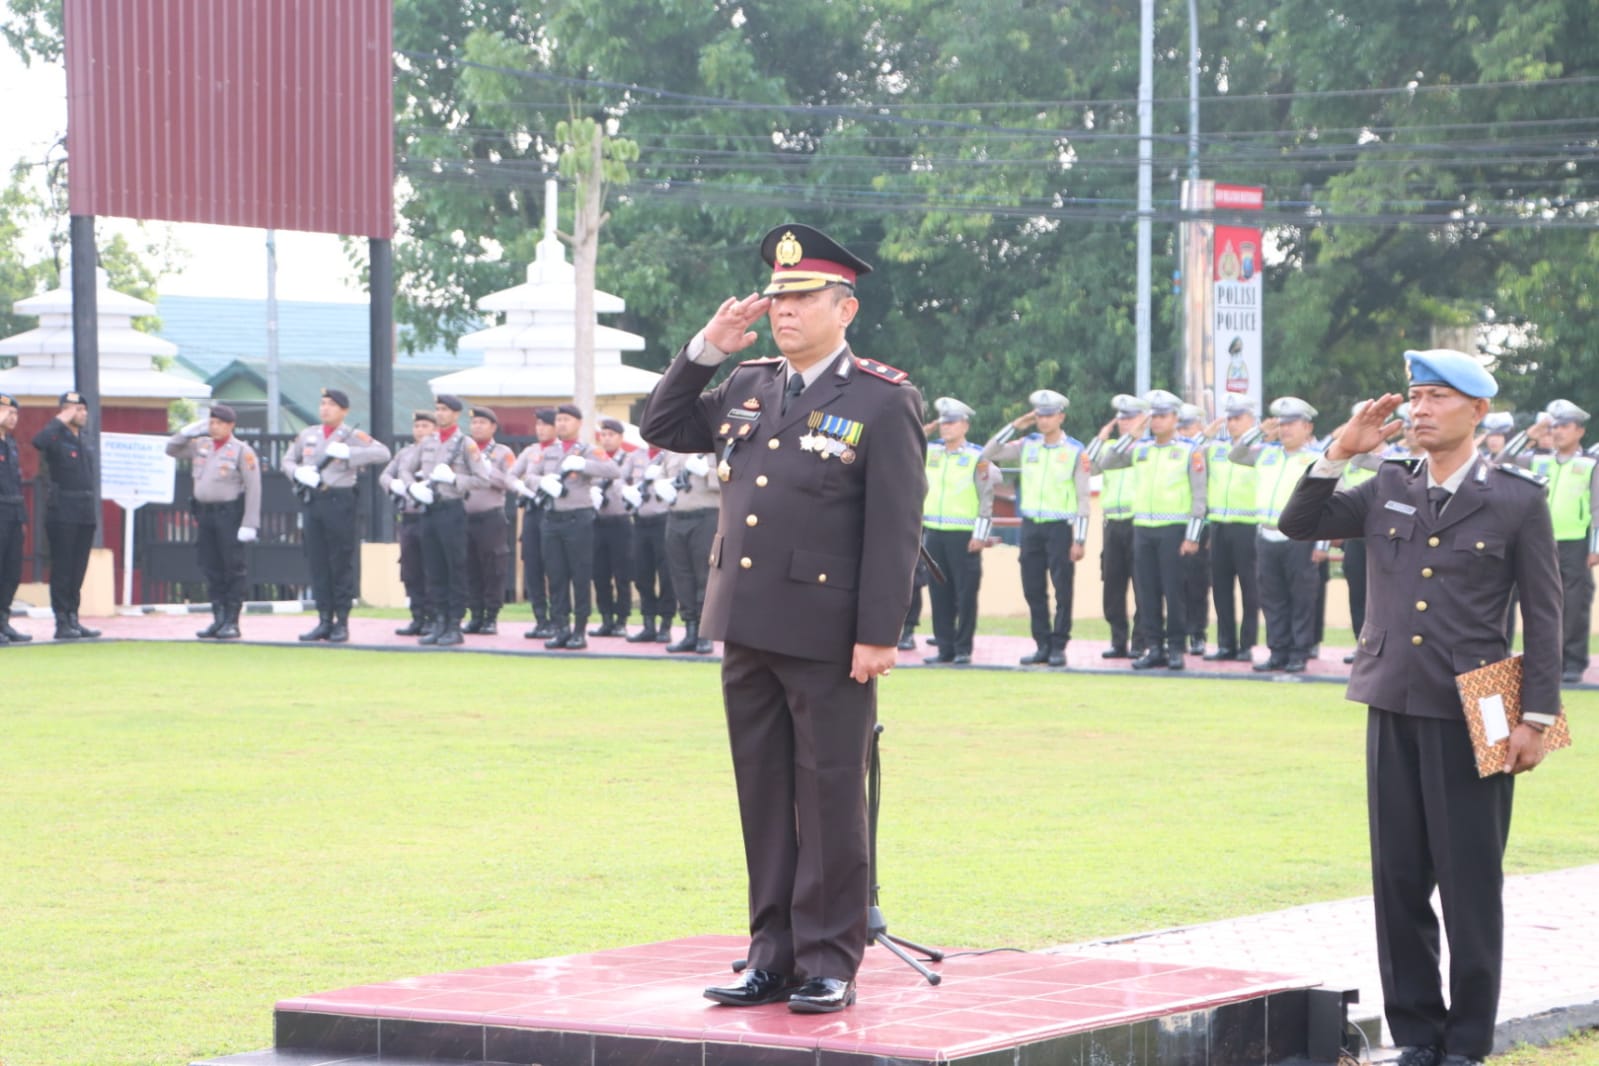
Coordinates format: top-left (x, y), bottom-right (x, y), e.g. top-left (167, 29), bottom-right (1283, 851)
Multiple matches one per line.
top-left (740, 556), bottom-right (752, 569)
top-left (756, 475), bottom-right (769, 487)
top-left (1389, 527), bottom-right (1397, 536)
top-left (746, 514), bottom-right (759, 527)
top-left (1412, 635), bottom-right (1424, 646)
top-left (1421, 567), bottom-right (1434, 578)
top-left (818, 573), bottom-right (828, 583)
top-left (768, 438), bottom-right (780, 450)
top-left (1476, 541), bottom-right (1486, 550)
top-left (1416, 600), bottom-right (1428, 611)
top-left (1427, 536), bottom-right (1440, 547)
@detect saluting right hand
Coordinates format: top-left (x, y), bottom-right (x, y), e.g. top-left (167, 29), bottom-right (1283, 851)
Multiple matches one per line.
top-left (1327, 393), bottom-right (1405, 460)
top-left (702, 294), bottom-right (774, 356)
top-left (182, 420), bottom-right (208, 438)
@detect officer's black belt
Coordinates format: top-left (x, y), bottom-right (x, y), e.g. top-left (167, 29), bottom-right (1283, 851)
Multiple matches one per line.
top-left (595, 513), bottom-right (630, 523)
top-left (316, 485), bottom-right (356, 495)
top-left (193, 499), bottom-right (243, 513)
top-left (425, 498), bottom-right (465, 511)
top-left (634, 512), bottom-right (668, 524)
top-left (544, 508), bottom-right (595, 523)
top-left (466, 509), bottom-right (505, 521)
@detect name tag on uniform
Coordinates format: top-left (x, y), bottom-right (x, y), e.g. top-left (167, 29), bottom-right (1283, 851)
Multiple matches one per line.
top-left (1384, 500), bottom-right (1417, 515)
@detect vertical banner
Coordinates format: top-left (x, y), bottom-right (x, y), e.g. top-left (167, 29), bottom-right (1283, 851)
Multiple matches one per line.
top-left (1182, 182), bottom-right (1264, 419)
top-left (1213, 222), bottom-right (1262, 413)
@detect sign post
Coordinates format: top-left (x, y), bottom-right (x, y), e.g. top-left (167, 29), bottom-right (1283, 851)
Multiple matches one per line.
top-left (100, 432), bottom-right (177, 606)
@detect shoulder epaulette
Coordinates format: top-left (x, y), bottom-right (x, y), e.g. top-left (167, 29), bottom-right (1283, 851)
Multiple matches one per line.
top-left (852, 356), bottom-right (911, 384)
top-left (1383, 456), bottom-right (1424, 472)
top-left (1497, 462), bottom-right (1548, 487)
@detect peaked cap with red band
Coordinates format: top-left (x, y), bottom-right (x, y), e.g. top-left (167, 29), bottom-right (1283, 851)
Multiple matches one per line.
top-left (759, 223), bottom-right (873, 296)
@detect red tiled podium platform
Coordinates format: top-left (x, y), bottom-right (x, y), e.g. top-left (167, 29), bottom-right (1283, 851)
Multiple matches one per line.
top-left (197, 935), bottom-right (1321, 1066)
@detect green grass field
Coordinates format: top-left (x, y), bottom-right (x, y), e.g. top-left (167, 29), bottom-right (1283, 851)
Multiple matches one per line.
top-left (3, 644), bottom-right (1595, 1066)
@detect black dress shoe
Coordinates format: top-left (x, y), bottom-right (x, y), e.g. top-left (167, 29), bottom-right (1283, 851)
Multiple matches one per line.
top-left (704, 968), bottom-right (797, 1007)
top-left (1018, 646), bottom-right (1049, 665)
top-left (952, 653), bottom-right (972, 664)
top-left (1203, 646), bottom-right (1235, 661)
top-left (1253, 656), bottom-right (1287, 672)
top-left (543, 627), bottom-right (571, 650)
top-left (1284, 657), bottom-right (1307, 673)
top-left (1188, 636), bottom-right (1206, 655)
top-left (1562, 669), bottom-right (1584, 684)
top-left (564, 631), bottom-right (588, 650)
top-left (924, 653), bottom-right (954, 664)
top-left (788, 977), bottom-right (856, 1014)
top-left (1101, 646), bottom-right (1130, 659)
top-left (1232, 647), bottom-right (1256, 662)
top-left (1130, 648), bottom-right (1167, 670)
top-left (1394, 1047), bottom-right (1443, 1066)
top-left (1342, 652), bottom-right (1357, 664)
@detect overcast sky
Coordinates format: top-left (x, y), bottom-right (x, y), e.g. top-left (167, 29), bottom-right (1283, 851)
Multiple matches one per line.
top-left (0, 47), bottom-right (367, 304)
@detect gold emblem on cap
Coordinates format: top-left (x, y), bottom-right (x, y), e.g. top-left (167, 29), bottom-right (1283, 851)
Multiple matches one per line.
top-left (774, 231), bottom-right (804, 267)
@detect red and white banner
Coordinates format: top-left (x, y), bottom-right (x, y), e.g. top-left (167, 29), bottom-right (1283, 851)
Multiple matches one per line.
top-left (1180, 181), bottom-right (1264, 419)
top-left (1213, 223), bottom-right (1263, 410)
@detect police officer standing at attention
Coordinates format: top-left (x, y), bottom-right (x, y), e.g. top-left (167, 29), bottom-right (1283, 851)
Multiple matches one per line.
top-left (588, 416), bottom-right (639, 637)
top-left (640, 223), bottom-right (925, 1015)
top-left (1198, 396), bottom-right (1260, 661)
top-left (1093, 389), bottom-right (1207, 670)
top-left (532, 403), bottom-right (623, 650)
top-left (624, 438), bottom-right (677, 644)
top-left (282, 387), bottom-right (392, 643)
top-left (0, 394), bottom-right (29, 645)
top-left (509, 408), bottom-right (559, 639)
top-left (32, 390), bottom-right (100, 639)
top-left (1280, 349), bottom-right (1560, 1066)
top-left (167, 405), bottom-right (262, 639)
top-left (1335, 404), bottom-right (1389, 664)
top-left (463, 406), bottom-right (514, 635)
top-left (1087, 394), bottom-right (1149, 659)
top-left (983, 389), bottom-right (1089, 666)
top-left (380, 409), bottom-right (436, 635)
top-left (397, 394), bottom-right (490, 646)
top-left (1177, 403), bottom-right (1213, 655)
top-left (658, 448), bottom-right (720, 654)
top-left (921, 397), bottom-right (1000, 665)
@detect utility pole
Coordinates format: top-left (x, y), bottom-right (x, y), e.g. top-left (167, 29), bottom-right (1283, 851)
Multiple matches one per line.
top-left (266, 229), bottom-right (280, 433)
top-left (1135, 0), bottom-right (1154, 396)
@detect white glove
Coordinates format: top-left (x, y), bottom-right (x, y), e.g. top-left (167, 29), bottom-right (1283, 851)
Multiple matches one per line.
top-left (293, 466), bottom-right (321, 489)
top-left (683, 455), bottom-right (710, 477)
top-left (182, 420), bottom-right (208, 438)
top-left (621, 484), bottom-right (643, 509)
top-left (236, 526), bottom-right (258, 543)
top-left (538, 473), bottom-right (565, 498)
top-left (652, 478), bottom-right (678, 504)
top-left (644, 463), bottom-right (663, 480)
top-left (560, 454), bottom-right (588, 474)
top-left (408, 482), bottom-right (436, 505)
top-left (387, 478), bottom-right (408, 498)
top-left (589, 486), bottom-right (605, 510)
top-left (429, 462), bottom-right (456, 485)
top-left (507, 477), bottom-right (530, 498)
top-left (325, 441), bottom-right (351, 460)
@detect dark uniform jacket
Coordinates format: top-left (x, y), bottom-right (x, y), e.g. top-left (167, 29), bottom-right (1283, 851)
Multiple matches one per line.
top-left (0, 433), bottom-right (23, 524)
top-left (1279, 456), bottom-right (1562, 719)
top-left (640, 345), bottom-right (927, 664)
top-left (31, 419), bottom-right (98, 523)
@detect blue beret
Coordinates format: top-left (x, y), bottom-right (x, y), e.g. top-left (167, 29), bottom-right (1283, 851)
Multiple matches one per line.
top-left (1404, 349), bottom-right (1497, 399)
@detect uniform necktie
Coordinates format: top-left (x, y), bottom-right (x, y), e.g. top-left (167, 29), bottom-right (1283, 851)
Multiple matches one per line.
top-left (1428, 486), bottom-right (1451, 518)
top-left (782, 373), bottom-right (806, 415)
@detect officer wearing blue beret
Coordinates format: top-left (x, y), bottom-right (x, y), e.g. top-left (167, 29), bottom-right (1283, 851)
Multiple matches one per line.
top-left (1280, 347), bottom-right (1561, 1066)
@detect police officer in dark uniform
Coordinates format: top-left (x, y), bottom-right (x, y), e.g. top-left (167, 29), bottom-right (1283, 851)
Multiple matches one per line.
top-left (530, 403), bottom-right (623, 650)
top-left (1280, 349), bottom-right (1561, 1066)
top-left (463, 406), bottom-right (514, 635)
top-left (588, 416), bottom-right (638, 636)
top-left (167, 405), bottom-right (263, 639)
top-left (640, 223), bottom-right (925, 1015)
top-left (32, 390), bottom-right (100, 639)
top-left (625, 439), bottom-right (677, 643)
top-left (509, 408), bottom-right (559, 638)
top-left (380, 410), bottom-right (436, 635)
top-left (282, 387), bottom-right (392, 643)
top-left (0, 393), bottom-right (29, 645)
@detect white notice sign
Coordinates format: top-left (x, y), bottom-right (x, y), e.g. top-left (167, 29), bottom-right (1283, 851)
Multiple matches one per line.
top-left (101, 432), bottom-right (177, 506)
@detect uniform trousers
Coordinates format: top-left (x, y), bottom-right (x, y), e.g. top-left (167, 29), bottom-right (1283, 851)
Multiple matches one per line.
top-left (1019, 519), bottom-right (1074, 648)
top-left (591, 514), bottom-right (635, 621)
top-left (720, 640), bottom-right (875, 981)
top-left (521, 508), bottom-right (548, 621)
top-left (665, 508), bottom-right (716, 623)
top-left (45, 517), bottom-right (95, 617)
top-left (925, 527), bottom-right (983, 657)
top-left (1209, 522), bottom-right (1259, 651)
top-left (420, 499), bottom-right (468, 622)
top-left (1314, 558), bottom-right (1330, 647)
top-left (0, 508), bottom-right (23, 613)
top-left (1343, 537), bottom-right (1369, 636)
top-left (1101, 518), bottom-right (1141, 650)
top-left (1367, 708), bottom-right (1513, 1061)
top-left (303, 487), bottom-right (359, 615)
top-left (1183, 526), bottom-right (1210, 640)
top-left (194, 499), bottom-right (247, 609)
top-left (542, 507), bottom-right (596, 629)
top-left (1556, 539), bottom-right (1592, 674)
top-left (1257, 535), bottom-right (1318, 658)
top-left (631, 513), bottom-right (676, 621)
top-left (1131, 523), bottom-right (1187, 645)
top-left (397, 514), bottom-right (426, 605)
top-left (466, 508), bottom-right (510, 616)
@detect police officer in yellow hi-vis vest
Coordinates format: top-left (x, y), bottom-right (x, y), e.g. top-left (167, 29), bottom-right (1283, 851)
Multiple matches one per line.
top-left (1198, 395), bottom-right (1261, 661)
top-left (1229, 396), bottom-right (1328, 672)
top-left (1504, 399), bottom-right (1599, 683)
top-left (981, 389), bottom-right (1089, 666)
top-left (922, 397), bottom-right (1002, 664)
top-left (1092, 389), bottom-right (1207, 670)
top-left (1086, 393), bottom-right (1150, 659)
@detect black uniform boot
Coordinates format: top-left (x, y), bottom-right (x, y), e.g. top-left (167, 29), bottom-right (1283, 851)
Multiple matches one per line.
top-left (463, 610), bottom-right (485, 634)
top-left (655, 617), bottom-right (674, 643)
top-left (214, 604), bottom-right (242, 640)
top-left (896, 621), bottom-right (916, 651)
top-left (564, 628), bottom-right (589, 650)
top-left (326, 611), bottom-right (350, 643)
top-left (666, 622), bottom-right (700, 654)
top-left (543, 626), bottom-right (571, 650)
top-left (0, 609), bottom-right (29, 642)
top-left (435, 617), bottom-right (465, 647)
top-left (53, 613), bottom-right (80, 640)
top-left (479, 609), bottom-right (498, 636)
top-left (1166, 639), bottom-right (1186, 671)
top-left (524, 615), bottom-right (550, 639)
top-left (1203, 644), bottom-right (1237, 661)
top-left (626, 616), bottom-right (657, 643)
top-left (70, 612), bottom-right (101, 638)
top-left (1131, 645), bottom-right (1168, 670)
top-left (1101, 644), bottom-right (1130, 659)
top-left (694, 629), bottom-right (714, 654)
top-left (395, 607), bottom-right (426, 636)
top-left (299, 613), bottom-right (333, 642)
top-left (1047, 637), bottom-right (1068, 668)
top-left (196, 603), bottom-right (224, 639)
top-left (419, 615), bottom-right (444, 645)
top-left (1019, 643), bottom-right (1050, 665)
top-left (589, 614), bottom-right (618, 637)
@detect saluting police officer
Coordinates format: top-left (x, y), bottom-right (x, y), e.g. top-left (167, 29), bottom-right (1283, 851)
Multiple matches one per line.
top-left (167, 404), bottom-right (262, 639)
top-left (1177, 403), bottom-right (1213, 655)
top-left (640, 223), bottom-right (925, 1015)
top-left (379, 410), bottom-right (436, 635)
top-left (588, 417), bottom-right (639, 637)
top-left (32, 390), bottom-right (100, 639)
top-left (625, 439), bottom-right (678, 644)
top-left (1335, 403), bottom-right (1390, 664)
top-left (982, 389), bottom-right (1089, 666)
top-left (1093, 389), bottom-right (1207, 671)
top-left (463, 406), bottom-right (515, 635)
top-left (1197, 396), bottom-right (1260, 661)
top-left (0, 393), bottom-right (29, 645)
top-left (1280, 349), bottom-right (1561, 1066)
top-left (509, 408), bottom-right (559, 638)
top-left (919, 397), bottom-right (1000, 665)
top-left (282, 387), bottom-right (392, 643)
top-left (531, 403), bottom-right (623, 650)
top-left (659, 449), bottom-right (720, 654)
top-left (396, 394), bottom-right (491, 646)
top-left (1087, 394), bottom-right (1149, 659)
